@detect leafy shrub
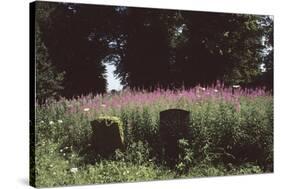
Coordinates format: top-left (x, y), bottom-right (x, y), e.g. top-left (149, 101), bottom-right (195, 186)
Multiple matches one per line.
top-left (35, 140), bottom-right (81, 187)
top-left (228, 163), bottom-right (263, 175)
top-left (83, 160), bottom-right (176, 184)
top-left (176, 139), bottom-right (194, 174)
top-left (189, 98), bottom-right (273, 170)
top-left (115, 141), bottom-right (152, 165)
top-left (35, 140), bottom-right (175, 187)
top-left (187, 163), bottom-right (262, 178)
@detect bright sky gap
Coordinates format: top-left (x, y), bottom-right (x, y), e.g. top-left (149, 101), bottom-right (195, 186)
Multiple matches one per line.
top-left (105, 63), bottom-right (122, 92)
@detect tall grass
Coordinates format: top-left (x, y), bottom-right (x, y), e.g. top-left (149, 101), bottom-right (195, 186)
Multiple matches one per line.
top-left (34, 86), bottom-right (273, 187)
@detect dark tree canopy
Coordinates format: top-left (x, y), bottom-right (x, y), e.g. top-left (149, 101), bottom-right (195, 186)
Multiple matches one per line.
top-left (114, 9), bottom-right (272, 89)
top-left (35, 2), bottom-right (273, 99)
top-left (35, 2), bottom-right (64, 103)
top-left (41, 3), bottom-right (112, 97)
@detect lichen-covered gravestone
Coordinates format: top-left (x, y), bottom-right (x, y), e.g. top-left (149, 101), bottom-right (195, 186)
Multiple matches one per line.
top-left (91, 116), bottom-right (124, 157)
top-left (159, 109), bottom-right (190, 166)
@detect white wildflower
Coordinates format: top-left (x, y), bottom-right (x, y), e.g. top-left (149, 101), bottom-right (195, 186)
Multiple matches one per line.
top-left (59, 149), bottom-right (63, 153)
top-left (64, 146), bottom-right (69, 150)
top-left (58, 120), bottom-right (63, 124)
top-left (70, 168), bottom-right (78, 174)
top-left (49, 121), bottom-right (54, 125)
top-left (232, 85), bottom-right (240, 89)
top-left (198, 87), bottom-right (206, 91)
top-left (214, 89), bottom-right (218, 93)
top-left (40, 120), bottom-right (44, 124)
top-left (63, 153), bottom-right (66, 156)
top-left (83, 108), bottom-right (90, 112)
top-left (101, 104), bottom-right (106, 107)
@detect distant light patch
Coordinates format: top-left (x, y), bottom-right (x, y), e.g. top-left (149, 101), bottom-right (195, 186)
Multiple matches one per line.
top-left (260, 64), bottom-right (266, 72)
top-left (105, 63), bottom-right (122, 92)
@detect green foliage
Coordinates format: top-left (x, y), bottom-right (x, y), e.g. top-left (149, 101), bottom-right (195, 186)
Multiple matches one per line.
top-left (40, 2), bottom-right (109, 97)
top-left (176, 139), bottom-right (194, 174)
top-left (36, 2), bottom-right (273, 97)
top-left (115, 141), bottom-right (152, 165)
top-left (115, 10), bottom-right (273, 88)
top-left (85, 160), bottom-right (175, 184)
top-left (35, 3), bottom-right (64, 103)
top-left (260, 16), bottom-right (273, 89)
top-left (182, 163), bottom-right (263, 179)
top-left (34, 90), bottom-right (273, 187)
top-left (33, 3), bottom-right (273, 186)
top-left (189, 98), bottom-right (273, 170)
top-left (35, 138), bottom-right (175, 187)
top-left (187, 163), bottom-right (262, 178)
top-left (35, 32), bottom-right (65, 103)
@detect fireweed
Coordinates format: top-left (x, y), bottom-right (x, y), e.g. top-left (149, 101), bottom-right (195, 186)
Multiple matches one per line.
top-left (34, 86), bottom-right (273, 187)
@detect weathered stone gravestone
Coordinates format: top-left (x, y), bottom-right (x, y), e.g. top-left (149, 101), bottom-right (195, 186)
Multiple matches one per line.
top-left (159, 109), bottom-right (190, 166)
top-left (91, 116), bottom-right (124, 157)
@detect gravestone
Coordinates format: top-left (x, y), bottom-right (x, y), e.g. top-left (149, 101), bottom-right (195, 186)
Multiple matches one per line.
top-left (91, 116), bottom-right (124, 157)
top-left (159, 109), bottom-right (190, 166)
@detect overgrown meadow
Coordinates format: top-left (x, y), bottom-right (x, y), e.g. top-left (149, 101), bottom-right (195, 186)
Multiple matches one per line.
top-left (34, 86), bottom-right (273, 187)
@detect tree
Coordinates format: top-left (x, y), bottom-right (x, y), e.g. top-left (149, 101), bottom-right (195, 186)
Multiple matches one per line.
top-left (260, 16), bottom-right (273, 90)
top-left (115, 8), bottom-right (172, 89)
top-left (176, 12), bottom-right (267, 87)
top-left (35, 2), bottom-right (273, 97)
top-left (114, 9), bottom-right (271, 89)
top-left (41, 3), bottom-right (128, 97)
top-left (35, 2), bottom-right (64, 103)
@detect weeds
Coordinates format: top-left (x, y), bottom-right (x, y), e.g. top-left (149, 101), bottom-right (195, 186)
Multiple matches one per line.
top-left (34, 86), bottom-right (273, 187)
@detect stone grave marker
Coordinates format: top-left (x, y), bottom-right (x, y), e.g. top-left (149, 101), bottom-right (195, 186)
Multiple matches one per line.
top-left (159, 109), bottom-right (190, 166)
top-left (91, 116), bottom-right (124, 157)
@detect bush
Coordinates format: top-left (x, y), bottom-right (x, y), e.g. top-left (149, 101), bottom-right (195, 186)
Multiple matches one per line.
top-left (176, 139), bottom-right (194, 174)
top-left (35, 140), bottom-right (176, 187)
top-left (114, 141), bottom-right (152, 165)
top-left (187, 97), bottom-right (273, 171)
